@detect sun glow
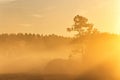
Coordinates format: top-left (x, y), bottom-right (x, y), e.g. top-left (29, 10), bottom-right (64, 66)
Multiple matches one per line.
top-left (115, 0), bottom-right (120, 34)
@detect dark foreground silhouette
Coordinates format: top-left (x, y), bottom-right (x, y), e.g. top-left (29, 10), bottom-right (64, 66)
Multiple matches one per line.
top-left (0, 74), bottom-right (76, 80)
top-left (0, 73), bottom-right (119, 80)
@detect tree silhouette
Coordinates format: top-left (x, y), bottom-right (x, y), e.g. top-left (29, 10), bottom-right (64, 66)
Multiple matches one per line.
top-left (67, 15), bottom-right (96, 61)
top-left (67, 15), bottom-right (97, 37)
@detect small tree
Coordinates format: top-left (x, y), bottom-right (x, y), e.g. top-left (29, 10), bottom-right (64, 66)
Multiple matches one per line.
top-left (67, 15), bottom-right (96, 37)
top-left (67, 15), bottom-right (97, 61)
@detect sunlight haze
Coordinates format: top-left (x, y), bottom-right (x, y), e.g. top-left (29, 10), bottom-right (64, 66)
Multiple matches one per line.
top-left (0, 0), bottom-right (119, 36)
top-left (1, 0), bottom-right (120, 80)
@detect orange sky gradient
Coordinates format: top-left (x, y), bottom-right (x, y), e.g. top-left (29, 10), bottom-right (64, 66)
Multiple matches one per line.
top-left (0, 0), bottom-right (119, 36)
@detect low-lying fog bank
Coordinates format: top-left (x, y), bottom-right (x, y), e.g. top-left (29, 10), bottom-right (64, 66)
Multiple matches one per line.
top-left (0, 34), bottom-right (120, 80)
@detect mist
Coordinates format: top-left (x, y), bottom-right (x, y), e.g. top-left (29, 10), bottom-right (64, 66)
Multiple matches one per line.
top-left (0, 33), bottom-right (120, 80)
top-left (0, 34), bottom-right (71, 74)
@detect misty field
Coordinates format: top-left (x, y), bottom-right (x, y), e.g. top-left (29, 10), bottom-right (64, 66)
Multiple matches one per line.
top-left (0, 0), bottom-right (120, 79)
top-left (0, 33), bottom-right (120, 80)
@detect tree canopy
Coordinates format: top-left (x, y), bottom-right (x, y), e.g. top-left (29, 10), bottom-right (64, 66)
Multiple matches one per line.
top-left (67, 15), bottom-right (99, 37)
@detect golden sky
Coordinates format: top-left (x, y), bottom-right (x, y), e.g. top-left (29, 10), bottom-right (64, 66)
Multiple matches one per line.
top-left (0, 0), bottom-right (119, 36)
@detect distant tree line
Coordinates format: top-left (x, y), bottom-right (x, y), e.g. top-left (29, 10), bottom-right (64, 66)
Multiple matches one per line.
top-left (0, 15), bottom-right (119, 57)
top-left (0, 33), bottom-right (72, 56)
